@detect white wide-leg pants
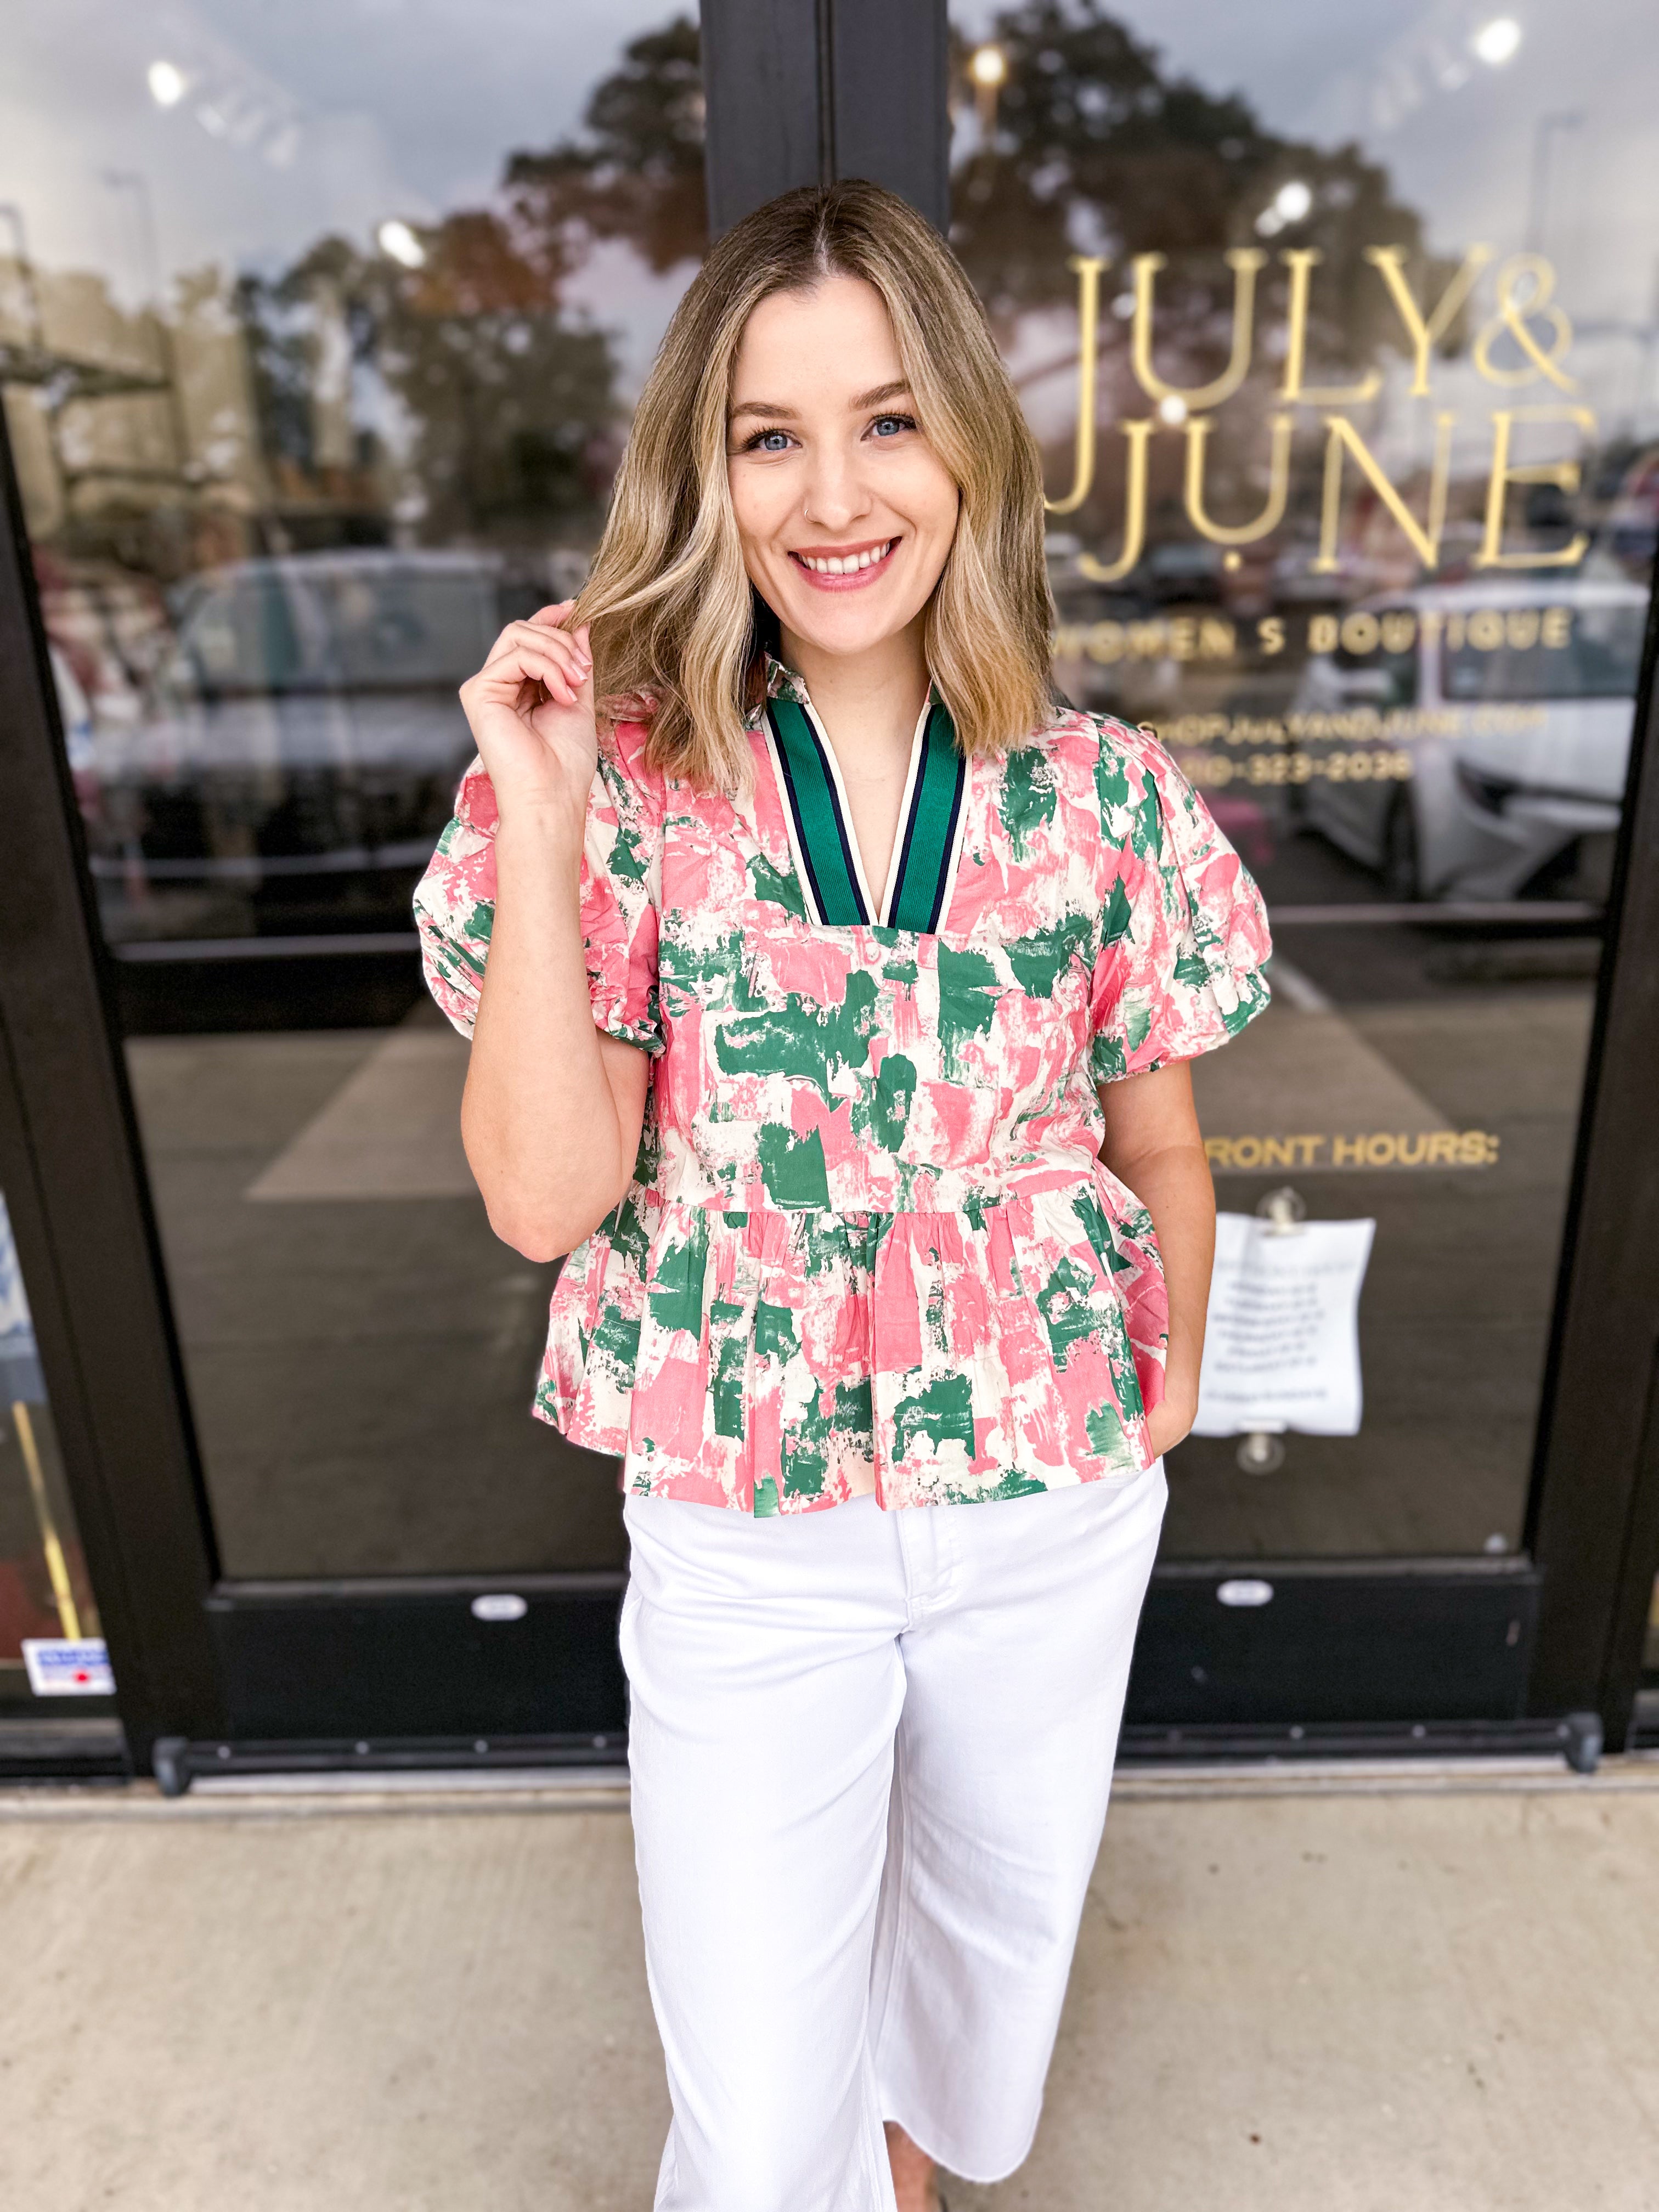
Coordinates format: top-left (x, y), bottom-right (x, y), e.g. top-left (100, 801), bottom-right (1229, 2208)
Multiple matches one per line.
top-left (620, 1463), bottom-right (1167, 2212)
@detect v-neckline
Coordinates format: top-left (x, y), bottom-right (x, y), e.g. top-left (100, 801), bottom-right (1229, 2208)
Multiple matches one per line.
top-left (765, 690), bottom-right (967, 932)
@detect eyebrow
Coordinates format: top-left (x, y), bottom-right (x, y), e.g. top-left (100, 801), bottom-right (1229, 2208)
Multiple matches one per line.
top-left (852, 379), bottom-right (913, 410)
top-left (729, 379), bottom-right (915, 424)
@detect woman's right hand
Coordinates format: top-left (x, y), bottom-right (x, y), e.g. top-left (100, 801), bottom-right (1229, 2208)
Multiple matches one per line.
top-left (458, 600), bottom-right (597, 832)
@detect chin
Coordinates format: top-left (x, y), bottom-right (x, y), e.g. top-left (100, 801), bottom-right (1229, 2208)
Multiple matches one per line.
top-left (778, 584), bottom-right (914, 648)
top-left (793, 611), bottom-right (903, 657)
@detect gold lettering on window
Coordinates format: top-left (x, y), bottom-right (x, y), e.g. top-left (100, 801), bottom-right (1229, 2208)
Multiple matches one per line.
top-left (1363, 245), bottom-right (1493, 398)
top-left (1076, 418), bottom-right (1155, 584)
top-left (1130, 248), bottom-right (1266, 410)
top-left (1279, 251), bottom-right (1383, 404)
top-left (1044, 255), bottom-right (1108, 514)
top-left (1475, 407), bottom-right (1595, 569)
top-left (1183, 412), bottom-right (1294, 544)
top-left (1472, 257), bottom-right (1578, 392)
top-left (1314, 413), bottom-right (1455, 572)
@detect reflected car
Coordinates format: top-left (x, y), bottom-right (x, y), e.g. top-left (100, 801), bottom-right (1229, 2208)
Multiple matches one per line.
top-left (81, 551), bottom-right (502, 944)
top-left (48, 644), bottom-right (98, 810)
top-left (1290, 577), bottom-right (1647, 902)
top-left (1606, 445), bottom-right (1659, 573)
top-left (1138, 540), bottom-right (1226, 605)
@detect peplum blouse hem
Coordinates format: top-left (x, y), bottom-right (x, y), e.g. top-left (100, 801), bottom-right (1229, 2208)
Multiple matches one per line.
top-left (414, 674), bottom-right (1272, 1515)
top-left (534, 1175), bottom-right (1171, 1514)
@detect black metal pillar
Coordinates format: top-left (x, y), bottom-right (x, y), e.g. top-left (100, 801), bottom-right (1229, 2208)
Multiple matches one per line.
top-left (1527, 590), bottom-right (1659, 1745)
top-left (701, 0), bottom-right (950, 236)
top-left (0, 420), bottom-right (224, 1767)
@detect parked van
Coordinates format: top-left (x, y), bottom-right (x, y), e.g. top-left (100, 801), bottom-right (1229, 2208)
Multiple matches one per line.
top-left (1291, 576), bottom-right (1646, 903)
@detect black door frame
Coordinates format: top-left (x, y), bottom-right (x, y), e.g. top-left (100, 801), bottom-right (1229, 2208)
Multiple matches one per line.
top-left (1527, 577), bottom-right (1659, 1750)
top-left (0, 416), bottom-right (221, 1778)
top-left (1, 0), bottom-right (1657, 1786)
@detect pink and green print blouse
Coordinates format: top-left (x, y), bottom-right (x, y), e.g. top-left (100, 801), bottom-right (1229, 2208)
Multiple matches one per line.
top-left (415, 658), bottom-right (1271, 1516)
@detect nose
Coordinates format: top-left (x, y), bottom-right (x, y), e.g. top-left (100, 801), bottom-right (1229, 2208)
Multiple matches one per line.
top-left (800, 436), bottom-right (874, 534)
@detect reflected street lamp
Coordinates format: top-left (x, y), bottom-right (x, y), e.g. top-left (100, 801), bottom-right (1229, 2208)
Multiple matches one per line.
top-left (146, 59), bottom-right (189, 107)
top-left (103, 167), bottom-right (193, 481)
top-left (969, 43), bottom-right (1007, 138)
top-left (1471, 16), bottom-right (1522, 67)
top-left (1526, 111), bottom-right (1584, 255)
top-left (1255, 178), bottom-right (1313, 238)
top-left (376, 218), bottom-right (427, 270)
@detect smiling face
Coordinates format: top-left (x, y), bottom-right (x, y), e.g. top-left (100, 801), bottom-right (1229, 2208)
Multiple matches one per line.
top-left (725, 274), bottom-right (962, 665)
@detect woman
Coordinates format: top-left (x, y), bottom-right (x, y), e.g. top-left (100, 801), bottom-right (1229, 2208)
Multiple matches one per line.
top-left (416, 181), bottom-right (1269, 2212)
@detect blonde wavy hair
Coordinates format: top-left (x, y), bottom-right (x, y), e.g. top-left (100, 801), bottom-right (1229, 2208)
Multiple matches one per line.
top-left (569, 179), bottom-right (1055, 790)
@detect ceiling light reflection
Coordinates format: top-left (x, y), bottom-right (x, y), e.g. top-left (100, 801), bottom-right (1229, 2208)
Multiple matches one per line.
top-left (1471, 17), bottom-right (1522, 66)
top-left (376, 218), bottom-right (427, 269)
top-left (146, 60), bottom-right (188, 107)
top-left (1255, 178), bottom-right (1313, 236)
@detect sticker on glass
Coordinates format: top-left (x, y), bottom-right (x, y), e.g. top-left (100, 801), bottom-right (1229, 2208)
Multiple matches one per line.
top-left (22, 1638), bottom-right (115, 1696)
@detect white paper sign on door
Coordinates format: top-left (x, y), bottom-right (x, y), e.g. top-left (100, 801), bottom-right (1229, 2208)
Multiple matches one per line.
top-left (1193, 1212), bottom-right (1375, 1438)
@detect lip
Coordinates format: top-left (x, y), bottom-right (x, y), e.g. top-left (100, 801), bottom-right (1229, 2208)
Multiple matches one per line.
top-left (787, 536), bottom-right (899, 590)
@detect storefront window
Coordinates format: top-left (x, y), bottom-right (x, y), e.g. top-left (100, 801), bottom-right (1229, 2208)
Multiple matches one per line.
top-left (2, 2), bottom-right (706, 1575)
top-left (0, 1193), bottom-right (106, 1708)
top-left (949, 0), bottom-right (1655, 1555)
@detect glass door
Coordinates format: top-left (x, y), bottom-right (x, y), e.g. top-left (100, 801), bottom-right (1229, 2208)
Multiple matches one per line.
top-left (945, 0), bottom-right (1659, 1735)
top-left (0, 1186), bottom-right (111, 1716)
top-left (0, 0), bottom-right (709, 1761)
top-left (5, 0), bottom-right (1657, 1768)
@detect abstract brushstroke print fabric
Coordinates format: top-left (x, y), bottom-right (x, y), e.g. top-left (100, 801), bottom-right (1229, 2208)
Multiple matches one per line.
top-left (415, 662), bottom-right (1271, 1515)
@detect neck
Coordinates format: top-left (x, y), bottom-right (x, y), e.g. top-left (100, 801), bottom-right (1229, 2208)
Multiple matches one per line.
top-left (779, 615), bottom-right (929, 753)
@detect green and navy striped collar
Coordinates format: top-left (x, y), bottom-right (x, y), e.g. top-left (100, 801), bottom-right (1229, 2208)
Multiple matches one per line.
top-left (754, 655), bottom-right (967, 933)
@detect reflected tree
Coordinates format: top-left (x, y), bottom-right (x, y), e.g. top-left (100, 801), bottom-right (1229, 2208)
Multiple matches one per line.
top-left (951, 0), bottom-right (1440, 381)
top-left (238, 218), bottom-right (614, 545)
top-left (505, 16), bottom-right (708, 275)
top-left (233, 14), bottom-right (706, 550)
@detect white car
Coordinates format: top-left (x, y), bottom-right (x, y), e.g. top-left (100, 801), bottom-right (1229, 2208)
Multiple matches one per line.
top-left (48, 644), bottom-right (95, 782)
top-left (83, 550), bottom-right (503, 942)
top-left (1292, 576), bottom-right (1647, 903)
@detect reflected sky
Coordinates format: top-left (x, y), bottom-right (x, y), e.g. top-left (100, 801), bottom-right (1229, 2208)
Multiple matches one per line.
top-left (4, 2), bottom-right (1656, 414)
top-left (0, 0), bottom-right (691, 381)
top-left (951, 0), bottom-right (1659, 318)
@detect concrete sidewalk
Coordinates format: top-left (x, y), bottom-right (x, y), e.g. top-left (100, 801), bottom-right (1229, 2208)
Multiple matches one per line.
top-left (2, 1763), bottom-right (1657, 2211)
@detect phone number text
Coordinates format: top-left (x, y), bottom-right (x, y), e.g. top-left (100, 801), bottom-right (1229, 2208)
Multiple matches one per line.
top-left (1175, 747), bottom-right (1414, 788)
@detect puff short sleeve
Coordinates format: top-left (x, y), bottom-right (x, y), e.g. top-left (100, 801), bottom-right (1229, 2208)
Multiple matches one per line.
top-left (1087, 720), bottom-right (1272, 1085)
top-left (413, 719), bottom-right (665, 1052)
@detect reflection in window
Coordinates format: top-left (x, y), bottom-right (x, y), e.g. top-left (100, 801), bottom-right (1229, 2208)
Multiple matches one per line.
top-left (1331, 610), bottom-right (1419, 708)
top-left (949, 0), bottom-right (1657, 1567)
top-left (946, 1), bottom-right (1656, 826)
top-left (1, 6), bottom-right (710, 1581)
top-left (1443, 596), bottom-right (1646, 703)
top-left (3, 8), bottom-right (706, 952)
top-left (0, 1192), bottom-right (101, 1699)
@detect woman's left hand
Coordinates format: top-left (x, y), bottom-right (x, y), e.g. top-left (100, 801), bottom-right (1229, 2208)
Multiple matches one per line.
top-left (1097, 1062), bottom-right (1216, 1474)
top-left (1144, 1383), bottom-right (1199, 1463)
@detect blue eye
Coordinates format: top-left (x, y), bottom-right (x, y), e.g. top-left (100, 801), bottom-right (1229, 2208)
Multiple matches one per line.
top-left (871, 413), bottom-right (917, 438)
top-left (743, 427), bottom-right (793, 453)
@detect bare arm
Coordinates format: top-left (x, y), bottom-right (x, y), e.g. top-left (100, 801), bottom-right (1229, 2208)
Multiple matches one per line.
top-left (1097, 1059), bottom-right (1215, 1459)
top-left (455, 603), bottom-right (650, 1262)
